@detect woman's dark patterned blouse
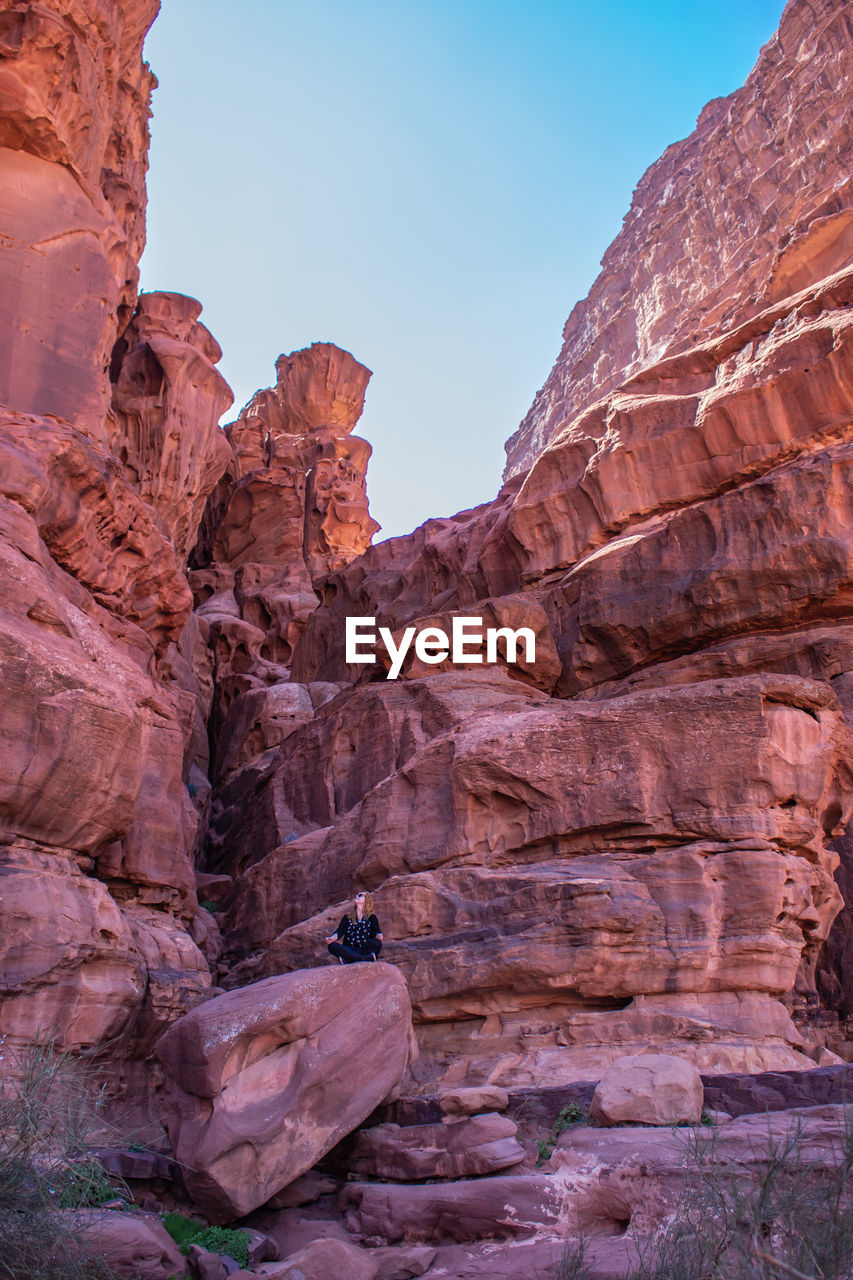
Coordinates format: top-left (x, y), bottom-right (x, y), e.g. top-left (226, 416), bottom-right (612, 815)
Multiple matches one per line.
top-left (336, 913), bottom-right (381, 950)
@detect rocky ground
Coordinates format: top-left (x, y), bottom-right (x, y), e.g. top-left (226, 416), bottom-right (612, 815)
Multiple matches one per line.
top-left (1, 0), bottom-right (853, 1276)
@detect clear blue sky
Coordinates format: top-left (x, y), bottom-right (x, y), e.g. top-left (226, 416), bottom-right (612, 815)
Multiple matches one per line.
top-left (141, 0), bottom-right (787, 542)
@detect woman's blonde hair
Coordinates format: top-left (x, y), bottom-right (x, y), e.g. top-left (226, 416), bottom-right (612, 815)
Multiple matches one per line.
top-left (349, 890), bottom-right (375, 921)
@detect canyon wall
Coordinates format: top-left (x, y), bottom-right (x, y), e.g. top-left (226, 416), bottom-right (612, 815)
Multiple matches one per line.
top-left (0, 0), bottom-right (215, 1064)
top-left (504, 0), bottom-right (853, 478)
top-left (0, 4), bottom-right (384, 1085)
top-left (1, 0), bottom-right (853, 1249)
top-left (199, 0), bottom-right (853, 1092)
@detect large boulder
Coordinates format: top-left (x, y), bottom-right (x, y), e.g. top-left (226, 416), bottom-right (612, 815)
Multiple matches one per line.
top-left (438, 1085), bottom-right (510, 1116)
top-left (590, 1053), bottom-right (704, 1127)
top-left (371, 1245), bottom-right (438, 1280)
top-left (252, 1238), bottom-right (380, 1280)
top-left (73, 1211), bottom-right (186, 1280)
top-left (155, 965), bottom-right (415, 1220)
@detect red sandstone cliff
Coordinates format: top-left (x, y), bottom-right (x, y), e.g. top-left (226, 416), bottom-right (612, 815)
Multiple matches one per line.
top-left (0, 0), bottom-right (161, 437)
top-left (2, 0), bottom-right (853, 1264)
top-left (204, 0), bottom-right (853, 1092)
top-left (0, 1), bottom-right (237, 1067)
top-left (504, 0), bottom-right (853, 478)
top-left (0, 2), bottom-right (385, 1087)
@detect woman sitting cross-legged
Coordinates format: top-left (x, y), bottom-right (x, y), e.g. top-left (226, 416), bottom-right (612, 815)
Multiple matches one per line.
top-left (326, 890), bottom-right (383, 964)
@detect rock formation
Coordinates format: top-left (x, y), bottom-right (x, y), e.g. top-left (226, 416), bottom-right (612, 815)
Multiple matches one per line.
top-left (346, 1112), bottom-right (525, 1180)
top-left (588, 1054), bottom-right (704, 1127)
top-left (203, 341), bottom-right (378, 577)
top-left (109, 290), bottom-right (234, 559)
top-left (503, 0), bottom-right (853, 476)
top-left (0, 3), bottom-right (383, 1086)
top-left (0, 0), bottom-right (160, 438)
top-left (2, 0), bottom-right (853, 1274)
top-left (156, 966), bottom-right (415, 1220)
top-left (188, 341), bottom-right (380, 814)
top-left (0, 1), bottom-right (231, 1068)
top-left (74, 1212), bottom-right (186, 1279)
top-left (230, 0), bottom-right (853, 1091)
top-left (219, 669), bottom-right (851, 1085)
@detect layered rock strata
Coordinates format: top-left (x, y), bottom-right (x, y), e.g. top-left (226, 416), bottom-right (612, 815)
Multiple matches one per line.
top-left (504, 0), bottom-right (853, 476)
top-left (109, 290), bottom-right (234, 559)
top-left (0, 0), bottom-right (161, 437)
top-left (230, 271), bottom-right (853, 1089)
top-left (2, 0), bottom-right (853, 1267)
top-left (346, 1112), bottom-right (526, 1181)
top-left (0, 379), bottom-right (228, 1056)
top-left (220, 669), bottom-right (851, 1085)
top-left (201, 342), bottom-right (378, 578)
top-left (292, 266), bottom-right (853, 690)
top-left (0, 3), bottom-right (237, 1066)
top-left (188, 342), bottom-right (381, 836)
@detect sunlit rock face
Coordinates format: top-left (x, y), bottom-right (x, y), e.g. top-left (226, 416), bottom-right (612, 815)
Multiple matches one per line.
top-left (503, 0), bottom-right (853, 478)
top-left (207, 0), bottom-right (853, 1087)
top-left (207, 341), bottom-right (379, 578)
top-left (0, 409), bottom-right (214, 1055)
top-left (187, 341), bottom-right (382, 790)
top-left (109, 291), bottom-right (235, 560)
top-left (0, 0), bottom-right (161, 439)
top-left (291, 269), bottom-right (853, 690)
top-left (220, 670), bottom-right (852, 1086)
top-left (2, 0), bottom-right (853, 1164)
top-left (0, 3), bottom-right (230, 1063)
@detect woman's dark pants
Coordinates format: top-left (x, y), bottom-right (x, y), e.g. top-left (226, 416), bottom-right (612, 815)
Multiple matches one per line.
top-left (328, 939), bottom-right (382, 964)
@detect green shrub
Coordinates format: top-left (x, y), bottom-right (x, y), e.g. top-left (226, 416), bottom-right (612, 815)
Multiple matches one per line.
top-left (190, 1227), bottom-right (249, 1267)
top-left (161, 1212), bottom-right (249, 1267)
top-left (536, 1102), bottom-right (588, 1166)
top-left (161, 1211), bottom-right (206, 1251)
top-left (556, 1103), bottom-right (586, 1129)
top-left (56, 1158), bottom-right (123, 1209)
